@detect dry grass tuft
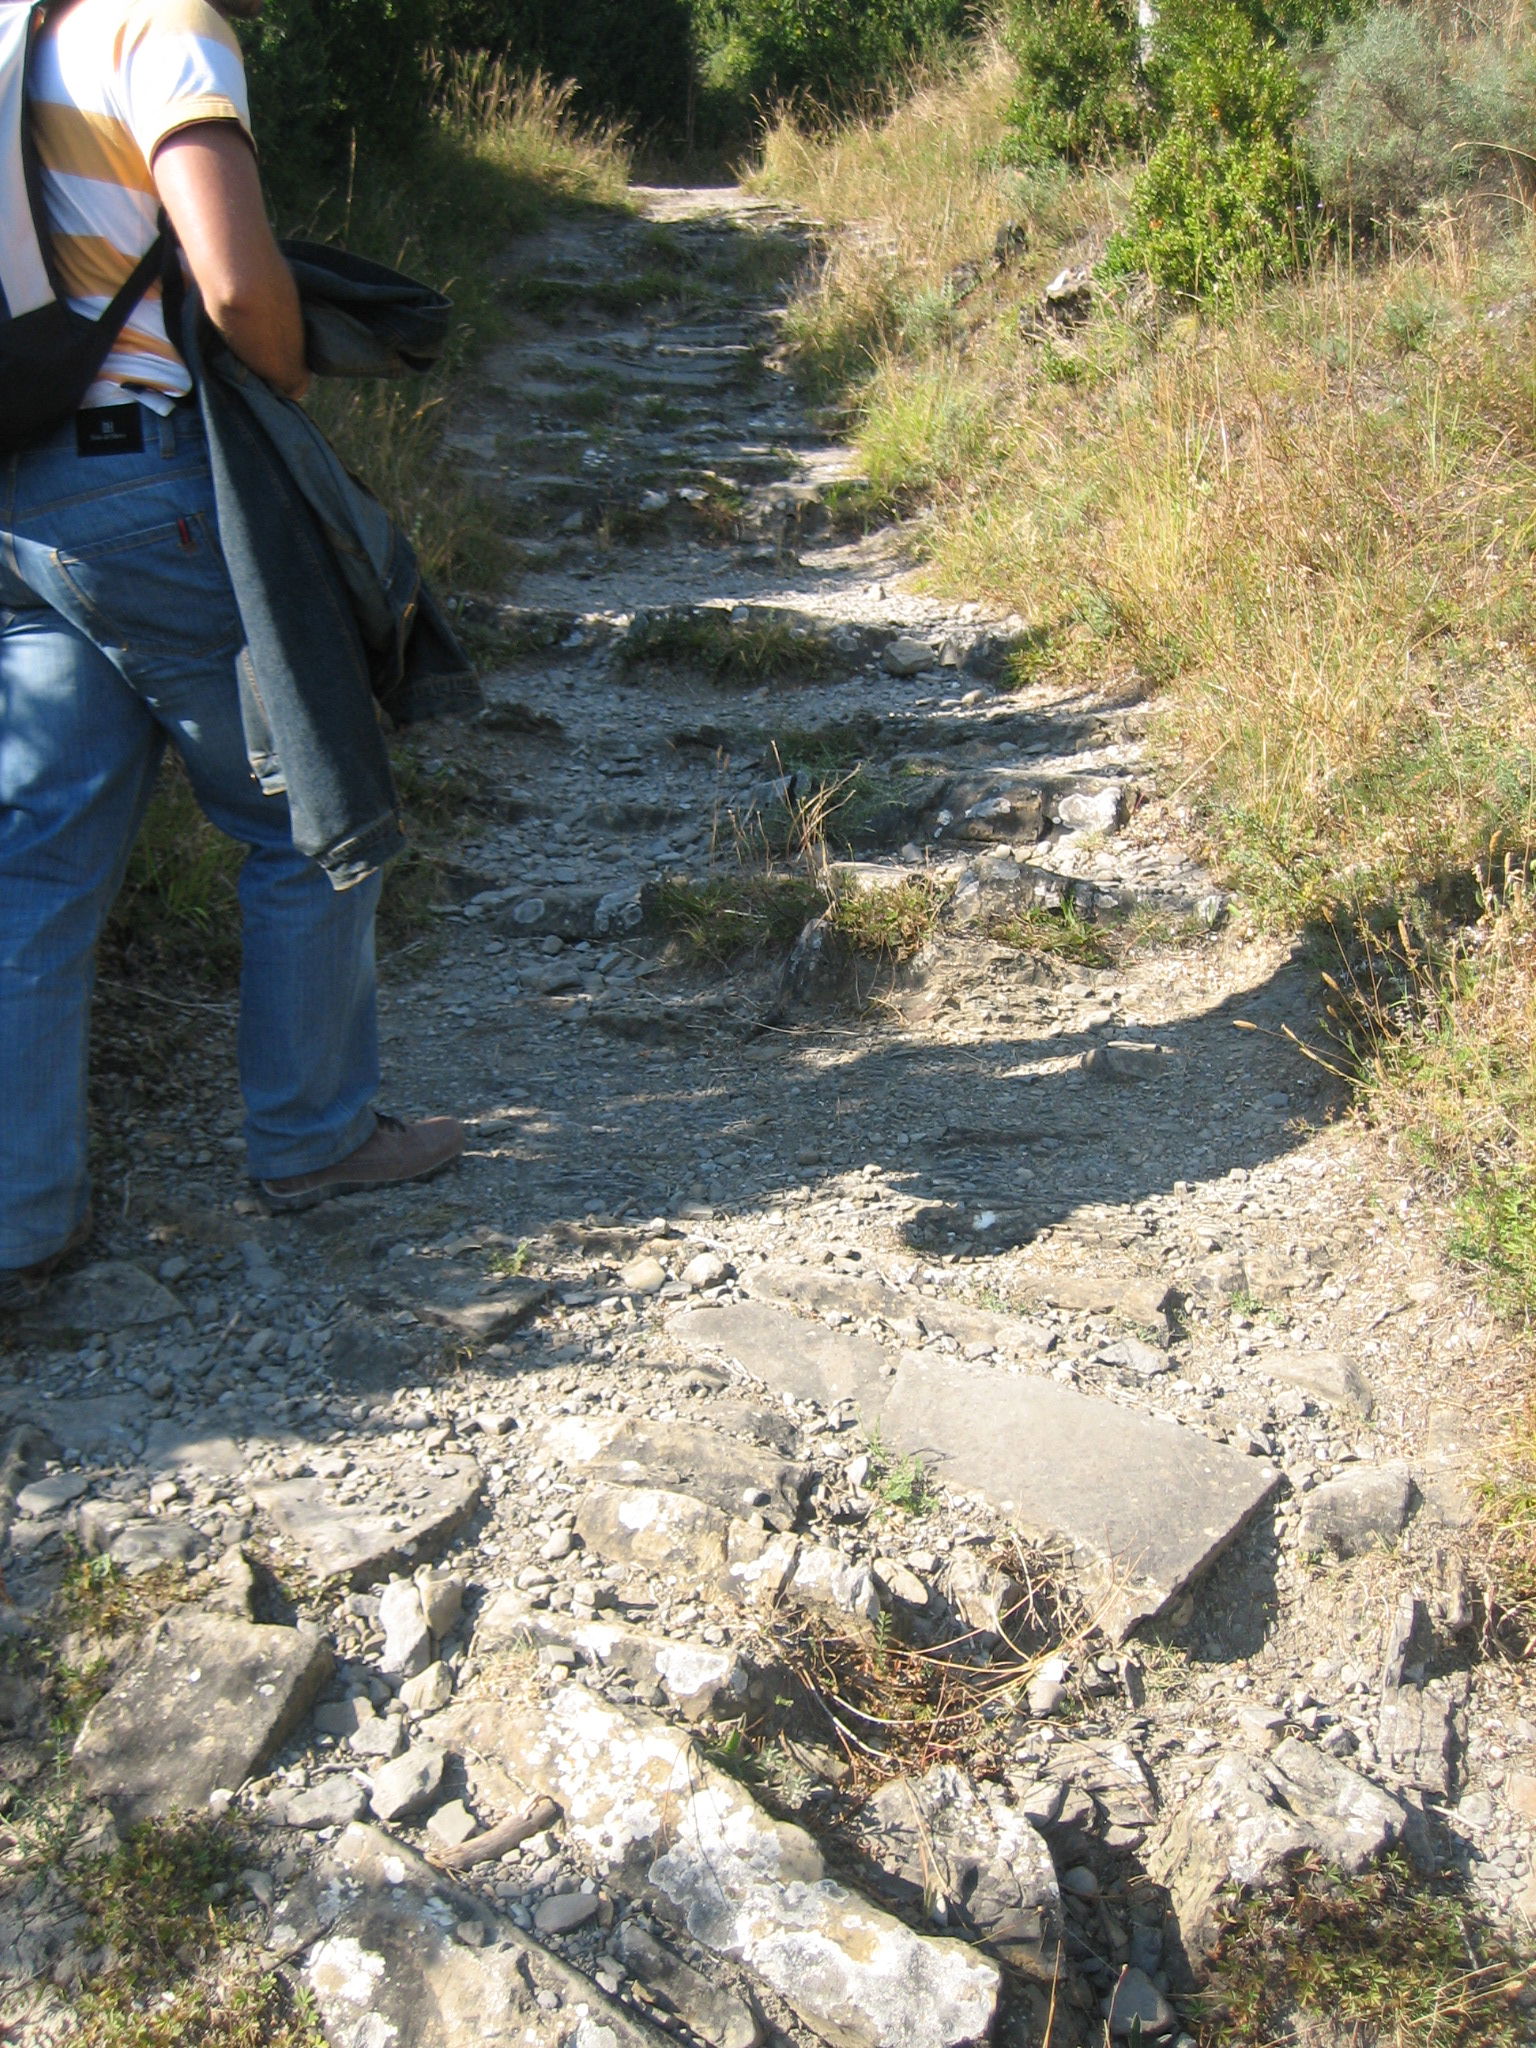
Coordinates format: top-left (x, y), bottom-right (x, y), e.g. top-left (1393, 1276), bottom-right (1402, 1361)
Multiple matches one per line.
top-left (768, 1534), bottom-right (1095, 1793)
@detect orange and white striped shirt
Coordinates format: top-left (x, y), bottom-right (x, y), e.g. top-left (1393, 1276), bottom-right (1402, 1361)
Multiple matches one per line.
top-left (28, 0), bottom-right (251, 409)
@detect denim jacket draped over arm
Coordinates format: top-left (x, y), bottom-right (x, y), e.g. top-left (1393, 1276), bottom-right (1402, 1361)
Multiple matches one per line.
top-left (172, 243), bottom-right (481, 889)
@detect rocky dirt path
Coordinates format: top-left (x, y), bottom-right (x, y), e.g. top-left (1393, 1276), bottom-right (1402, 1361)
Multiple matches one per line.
top-left (1, 187), bottom-right (1532, 2048)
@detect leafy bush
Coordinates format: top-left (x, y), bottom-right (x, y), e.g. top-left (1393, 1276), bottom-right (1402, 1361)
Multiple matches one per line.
top-left (692, 0), bottom-right (974, 117)
top-left (1304, 5), bottom-right (1528, 229)
top-left (1105, 2), bottom-right (1313, 296)
top-left (1001, 0), bottom-right (1146, 164)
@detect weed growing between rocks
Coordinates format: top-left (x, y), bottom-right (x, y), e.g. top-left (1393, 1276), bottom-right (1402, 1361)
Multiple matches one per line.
top-left (78, 1969), bottom-right (325, 2048)
top-left (870, 1446), bottom-right (935, 1513)
top-left (1193, 1850), bottom-right (1532, 2048)
top-left (651, 873), bottom-right (823, 962)
top-left (752, 1534), bottom-right (1096, 1799)
top-left (825, 874), bottom-right (951, 959)
top-left (991, 900), bottom-right (1109, 967)
top-left (58, 1554), bottom-right (187, 1644)
top-left (23, 1555), bottom-right (198, 1745)
top-left (619, 608), bottom-right (840, 685)
top-left (71, 1817), bottom-right (325, 2048)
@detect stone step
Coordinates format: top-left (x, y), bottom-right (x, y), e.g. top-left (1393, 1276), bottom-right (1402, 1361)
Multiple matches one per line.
top-left (670, 1296), bottom-right (1280, 1639)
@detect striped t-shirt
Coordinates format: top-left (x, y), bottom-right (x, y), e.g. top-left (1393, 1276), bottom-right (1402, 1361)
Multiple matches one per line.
top-left (28, 0), bottom-right (252, 409)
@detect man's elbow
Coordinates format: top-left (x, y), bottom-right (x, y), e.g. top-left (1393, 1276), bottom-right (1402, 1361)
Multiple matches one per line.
top-left (200, 274), bottom-right (270, 329)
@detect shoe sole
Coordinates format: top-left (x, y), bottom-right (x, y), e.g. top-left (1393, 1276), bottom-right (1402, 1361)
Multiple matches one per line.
top-left (256, 1148), bottom-right (463, 1215)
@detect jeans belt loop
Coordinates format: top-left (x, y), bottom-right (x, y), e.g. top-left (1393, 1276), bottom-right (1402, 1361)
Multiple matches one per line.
top-left (158, 408), bottom-right (177, 459)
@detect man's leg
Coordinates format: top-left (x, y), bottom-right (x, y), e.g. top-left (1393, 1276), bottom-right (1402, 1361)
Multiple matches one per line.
top-left (9, 408), bottom-right (458, 1205)
top-left (182, 723), bottom-right (384, 1181)
top-left (0, 596), bottom-right (161, 1269)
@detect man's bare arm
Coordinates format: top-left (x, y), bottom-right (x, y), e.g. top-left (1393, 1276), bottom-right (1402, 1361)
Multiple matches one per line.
top-left (151, 124), bottom-right (309, 399)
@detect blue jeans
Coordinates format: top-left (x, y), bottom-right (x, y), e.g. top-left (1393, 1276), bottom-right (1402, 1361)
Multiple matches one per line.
top-left (0, 401), bottom-right (382, 1271)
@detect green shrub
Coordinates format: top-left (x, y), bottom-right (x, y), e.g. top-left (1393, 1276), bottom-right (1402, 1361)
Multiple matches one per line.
top-left (1105, 1), bottom-right (1314, 296)
top-left (1304, 5), bottom-right (1527, 229)
top-left (1001, 0), bottom-right (1146, 164)
top-left (692, 0), bottom-right (974, 118)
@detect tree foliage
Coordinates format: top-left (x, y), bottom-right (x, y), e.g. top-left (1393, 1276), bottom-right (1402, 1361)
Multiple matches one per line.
top-left (238, 0), bottom-right (974, 174)
top-left (1104, 0), bottom-right (1314, 296)
top-left (1001, 0), bottom-right (1146, 165)
top-left (694, 0), bottom-right (974, 117)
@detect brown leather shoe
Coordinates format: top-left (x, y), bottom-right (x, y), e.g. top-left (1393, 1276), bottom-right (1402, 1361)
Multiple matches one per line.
top-left (0, 1211), bottom-right (94, 1313)
top-left (257, 1114), bottom-right (465, 1214)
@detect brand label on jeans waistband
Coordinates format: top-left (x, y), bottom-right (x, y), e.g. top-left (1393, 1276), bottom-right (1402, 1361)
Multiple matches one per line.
top-left (75, 404), bottom-right (144, 457)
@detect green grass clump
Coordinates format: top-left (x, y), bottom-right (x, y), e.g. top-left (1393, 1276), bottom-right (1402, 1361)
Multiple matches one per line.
top-left (1196, 1852), bottom-right (1529, 2048)
top-left (991, 901), bottom-right (1108, 965)
top-left (621, 609), bottom-right (838, 685)
top-left (651, 874), bottom-right (821, 962)
top-left (72, 1819), bottom-right (325, 2048)
top-left (85, 1820), bottom-right (245, 2003)
top-left (1363, 897), bottom-right (1536, 1317)
top-left (59, 1553), bottom-right (180, 1639)
top-left (826, 876), bottom-right (949, 959)
top-left (80, 1970), bottom-right (324, 2048)
top-left (768, 717), bottom-right (883, 776)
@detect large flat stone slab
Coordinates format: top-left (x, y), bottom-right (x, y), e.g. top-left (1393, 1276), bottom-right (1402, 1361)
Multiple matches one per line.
top-left (1261, 1349), bottom-right (1375, 1418)
top-left (671, 1302), bottom-right (889, 1409)
top-left (141, 1419), bottom-right (246, 1480)
top-left (676, 1297), bottom-right (1277, 1636)
top-left (251, 1455), bottom-right (482, 1587)
top-left (1017, 1272), bottom-right (1174, 1329)
top-left (543, 1414), bottom-right (810, 1528)
top-left (877, 1355), bottom-right (1279, 1637)
top-left (19, 1395), bottom-right (143, 1460)
top-left (751, 1263), bottom-right (904, 1321)
top-left (750, 1266), bottom-right (1051, 1356)
top-left (74, 1610), bottom-right (330, 1823)
top-left (416, 1277), bottom-right (551, 1342)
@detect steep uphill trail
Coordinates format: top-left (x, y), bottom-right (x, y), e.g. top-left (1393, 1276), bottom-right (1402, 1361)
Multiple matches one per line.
top-left (0, 187), bottom-right (1530, 2048)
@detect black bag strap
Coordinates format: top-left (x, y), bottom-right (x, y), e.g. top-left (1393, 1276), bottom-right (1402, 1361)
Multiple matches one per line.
top-left (100, 223), bottom-right (168, 338)
top-left (158, 209), bottom-right (185, 357)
